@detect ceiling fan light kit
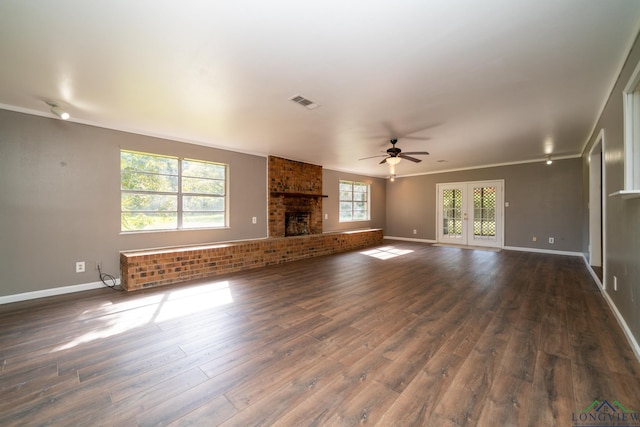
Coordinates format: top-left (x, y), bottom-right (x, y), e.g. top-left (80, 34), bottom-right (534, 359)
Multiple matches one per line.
top-left (386, 157), bottom-right (401, 165)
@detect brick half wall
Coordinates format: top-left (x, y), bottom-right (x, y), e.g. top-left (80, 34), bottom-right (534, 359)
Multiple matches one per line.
top-left (120, 229), bottom-right (383, 291)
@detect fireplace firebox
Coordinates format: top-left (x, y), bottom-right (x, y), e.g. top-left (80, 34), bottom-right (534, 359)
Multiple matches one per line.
top-left (285, 211), bottom-right (311, 236)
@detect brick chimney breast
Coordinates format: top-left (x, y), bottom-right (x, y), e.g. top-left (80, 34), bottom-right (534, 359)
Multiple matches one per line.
top-left (268, 156), bottom-right (324, 238)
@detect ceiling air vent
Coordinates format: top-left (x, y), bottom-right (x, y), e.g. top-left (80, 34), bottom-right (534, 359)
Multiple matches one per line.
top-left (289, 94), bottom-right (320, 110)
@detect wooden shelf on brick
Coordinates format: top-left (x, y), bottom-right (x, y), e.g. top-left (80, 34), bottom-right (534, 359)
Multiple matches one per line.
top-left (270, 192), bottom-right (328, 198)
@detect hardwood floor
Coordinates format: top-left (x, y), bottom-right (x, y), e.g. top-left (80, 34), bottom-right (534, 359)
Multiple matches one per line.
top-left (1, 241), bottom-right (639, 426)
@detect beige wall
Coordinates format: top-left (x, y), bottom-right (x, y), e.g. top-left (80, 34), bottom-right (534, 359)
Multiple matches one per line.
top-left (0, 110), bottom-right (268, 296)
top-left (0, 110), bottom-right (389, 298)
top-left (385, 158), bottom-right (584, 252)
top-left (582, 32), bottom-right (640, 345)
top-left (322, 169), bottom-right (386, 232)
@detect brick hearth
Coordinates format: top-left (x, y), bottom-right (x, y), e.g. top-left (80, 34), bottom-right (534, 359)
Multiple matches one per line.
top-left (120, 229), bottom-right (383, 290)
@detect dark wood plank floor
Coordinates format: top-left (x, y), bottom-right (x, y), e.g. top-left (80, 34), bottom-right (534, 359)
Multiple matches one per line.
top-left (1, 241), bottom-right (639, 426)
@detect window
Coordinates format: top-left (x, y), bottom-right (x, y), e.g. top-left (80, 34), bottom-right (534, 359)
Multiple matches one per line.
top-left (121, 150), bottom-right (227, 231)
top-left (339, 180), bottom-right (370, 222)
top-left (623, 61), bottom-right (640, 192)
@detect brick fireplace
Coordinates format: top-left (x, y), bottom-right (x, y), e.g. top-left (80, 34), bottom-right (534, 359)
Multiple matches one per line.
top-left (268, 156), bottom-right (326, 237)
top-left (120, 156), bottom-right (384, 291)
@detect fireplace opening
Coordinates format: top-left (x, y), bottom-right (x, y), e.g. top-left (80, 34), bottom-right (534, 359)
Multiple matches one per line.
top-left (285, 212), bottom-right (311, 237)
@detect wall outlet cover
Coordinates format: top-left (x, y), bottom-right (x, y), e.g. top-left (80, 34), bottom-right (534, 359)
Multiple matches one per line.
top-left (75, 261), bottom-right (85, 273)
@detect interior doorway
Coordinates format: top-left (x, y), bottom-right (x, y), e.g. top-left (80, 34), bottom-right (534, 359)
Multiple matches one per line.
top-left (436, 180), bottom-right (504, 248)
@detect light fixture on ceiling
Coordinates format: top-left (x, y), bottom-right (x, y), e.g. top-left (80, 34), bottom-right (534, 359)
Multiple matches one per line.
top-left (46, 101), bottom-right (69, 120)
top-left (390, 174), bottom-right (396, 182)
top-left (386, 156), bottom-right (401, 166)
top-left (546, 155), bottom-right (553, 165)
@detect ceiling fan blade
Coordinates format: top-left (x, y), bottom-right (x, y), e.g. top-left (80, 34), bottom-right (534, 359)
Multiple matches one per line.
top-left (398, 153), bottom-right (422, 163)
top-left (375, 121), bottom-right (442, 140)
top-left (400, 136), bottom-right (431, 141)
top-left (402, 151), bottom-right (430, 155)
top-left (358, 154), bottom-right (387, 160)
top-left (368, 134), bottom-right (430, 143)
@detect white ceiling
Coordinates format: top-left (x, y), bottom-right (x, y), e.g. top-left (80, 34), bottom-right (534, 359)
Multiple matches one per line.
top-left (1, 1), bottom-right (640, 177)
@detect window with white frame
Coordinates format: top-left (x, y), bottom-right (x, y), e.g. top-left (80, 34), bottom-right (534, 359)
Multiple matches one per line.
top-left (339, 180), bottom-right (370, 222)
top-left (120, 150), bottom-right (227, 231)
top-left (623, 61), bottom-right (640, 191)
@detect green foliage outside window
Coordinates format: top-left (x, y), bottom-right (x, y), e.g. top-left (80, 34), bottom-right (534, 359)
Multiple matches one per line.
top-left (339, 180), bottom-right (370, 222)
top-left (120, 150), bottom-right (226, 231)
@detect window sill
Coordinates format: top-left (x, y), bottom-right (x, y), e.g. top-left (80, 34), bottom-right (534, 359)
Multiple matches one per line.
top-left (608, 190), bottom-right (640, 199)
top-left (120, 226), bottom-right (230, 235)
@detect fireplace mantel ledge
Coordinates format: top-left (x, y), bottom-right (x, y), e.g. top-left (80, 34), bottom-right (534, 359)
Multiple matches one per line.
top-left (270, 192), bottom-right (328, 198)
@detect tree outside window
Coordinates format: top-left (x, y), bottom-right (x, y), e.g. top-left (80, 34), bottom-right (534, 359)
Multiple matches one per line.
top-left (121, 150), bottom-right (226, 231)
top-left (339, 180), bottom-right (370, 222)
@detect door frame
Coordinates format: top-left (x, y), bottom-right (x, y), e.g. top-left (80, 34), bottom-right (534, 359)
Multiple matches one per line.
top-left (588, 129), bottom-right (606, 282)
top-left (436, 179), bottom-right (504, 248)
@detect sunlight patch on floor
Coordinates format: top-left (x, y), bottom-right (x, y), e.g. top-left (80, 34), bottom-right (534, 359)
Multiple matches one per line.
top-left (52, 280), bottom-right (233, 352)
top-left (360, 246), bottom-right (414, 260)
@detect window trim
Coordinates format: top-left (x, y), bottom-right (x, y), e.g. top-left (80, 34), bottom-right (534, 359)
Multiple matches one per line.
top-left (622, 60), bottom-right (640, 193)
top-left (120, 150), bottom-right (228, 232)
top-left (339, 179), bottom-right (371, 222)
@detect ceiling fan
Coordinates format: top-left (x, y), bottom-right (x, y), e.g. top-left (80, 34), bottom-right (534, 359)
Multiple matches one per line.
top-left (359, 139), bottom-right (430, 165)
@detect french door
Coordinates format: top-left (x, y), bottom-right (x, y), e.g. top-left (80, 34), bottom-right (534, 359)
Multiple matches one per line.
top-left (436, 180), bottom-right (504, 248)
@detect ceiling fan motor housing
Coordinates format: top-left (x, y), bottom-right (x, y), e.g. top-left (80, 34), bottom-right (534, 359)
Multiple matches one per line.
top-left (387, 147), bottom-right (401, 156)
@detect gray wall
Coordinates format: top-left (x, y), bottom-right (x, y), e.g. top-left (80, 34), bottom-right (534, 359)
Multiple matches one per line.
top-left (0, 110), bottom-right (268, 297)
top-left (582, 33), bottom-right (640, 344)
top-left (385, 158), bottom-right (583, 252)
top-left (322, 169), bottom-right (386, 232)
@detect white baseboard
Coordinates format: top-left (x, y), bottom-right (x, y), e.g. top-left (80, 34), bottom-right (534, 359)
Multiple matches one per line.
top-left (581, 256), bottom-right (640, 362)
top-left (0, 280), bottom-right (118, 305)
top-left (384, 239), bottom-right (583, 257)
top-left (384, 236), bottom-right (437, 244)
top-left (503, 245), bottom-right (583, 257)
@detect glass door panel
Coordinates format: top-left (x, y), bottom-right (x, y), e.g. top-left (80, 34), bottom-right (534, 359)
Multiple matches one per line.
top-left (468, 183), bottom-right (500, 247)
top-left (437, 180), bottom-right (503, 248)
top-left (438, 184), bottom-right (467, 244)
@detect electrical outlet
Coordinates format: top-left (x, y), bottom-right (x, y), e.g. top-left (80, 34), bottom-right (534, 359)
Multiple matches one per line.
top-left (252, 216), bottom-right (257, 224)
top-left (413, 229), bottom-right (417, 235)
top-left (549, 237), bottom-right (554, 244)
top-left (75, 261), bottom-right (85, 273)
top-left (614, 275), bottom-right (618, 291)
top-left (324, 213), bottom-right (328, 220)
top-left (532, 236), bottom-right (537, 242)
top-left (95, 261), bottom-right (102, 271)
